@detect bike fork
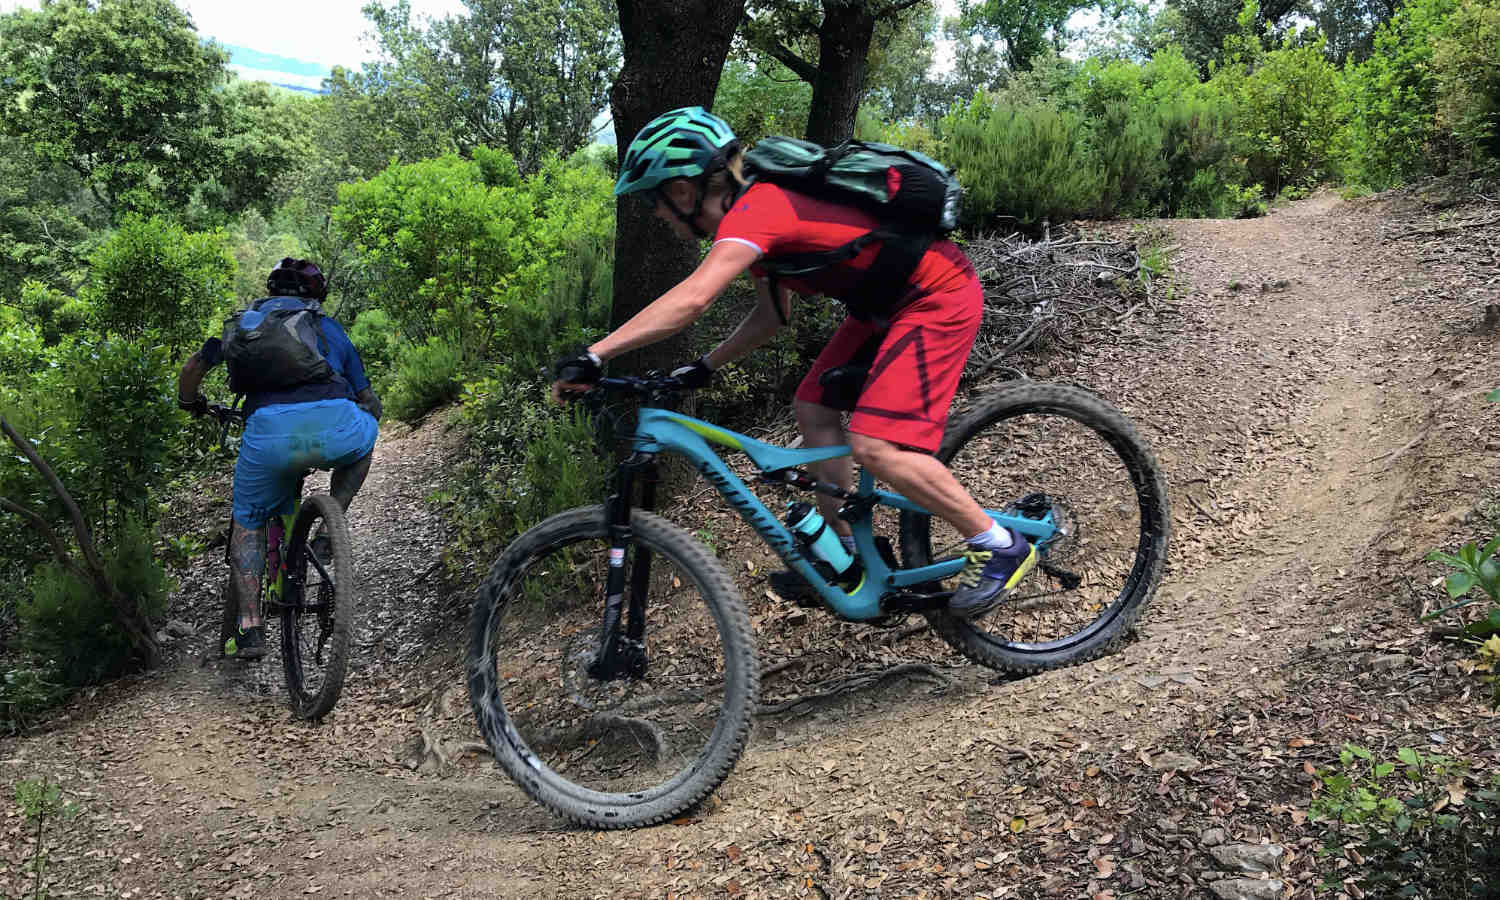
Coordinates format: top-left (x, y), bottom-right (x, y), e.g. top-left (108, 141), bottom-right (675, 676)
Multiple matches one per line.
top-left (587, 453), bottom-right (657, 681)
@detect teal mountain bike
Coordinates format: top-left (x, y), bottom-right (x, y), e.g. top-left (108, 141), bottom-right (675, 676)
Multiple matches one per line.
top-left (467, 375), bottom-right (1169, 828)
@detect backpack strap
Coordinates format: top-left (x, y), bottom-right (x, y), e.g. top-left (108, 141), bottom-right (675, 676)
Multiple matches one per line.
top-left (759, 227), bottom-right (933, 326)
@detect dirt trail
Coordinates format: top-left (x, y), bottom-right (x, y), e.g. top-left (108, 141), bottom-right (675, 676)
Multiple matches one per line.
top-left (4, 192), bottom-right (1497, 899)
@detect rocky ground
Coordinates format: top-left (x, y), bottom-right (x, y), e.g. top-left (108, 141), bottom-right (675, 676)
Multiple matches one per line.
top-left (3, 184), bottom-right (1498, 899)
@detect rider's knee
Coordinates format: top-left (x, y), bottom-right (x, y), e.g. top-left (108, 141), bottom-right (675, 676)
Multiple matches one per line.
top-left (848, 432), bottom-right (898, 471)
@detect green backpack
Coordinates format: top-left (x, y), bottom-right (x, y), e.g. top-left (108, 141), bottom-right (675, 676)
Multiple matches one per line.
top-left (740, 136), bottom-right (964, 323)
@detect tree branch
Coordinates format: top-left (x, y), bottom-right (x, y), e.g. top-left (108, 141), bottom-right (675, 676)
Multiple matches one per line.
top-left (0, 495), bottom-right (87, 582)
top-left (753, 36), bottom-right (820, 84)
top-left (0, 416), bottom-right (105, 575)
top-left (873, 0), bottom-right (930, 19)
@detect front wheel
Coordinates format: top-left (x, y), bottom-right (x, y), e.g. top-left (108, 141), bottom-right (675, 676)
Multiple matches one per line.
top-left (467, 506), bottom-right (758, 829)
top-left (901, 382), bottom-right (1170, 673)
top-left (281, 495), bottom-right (357, 719)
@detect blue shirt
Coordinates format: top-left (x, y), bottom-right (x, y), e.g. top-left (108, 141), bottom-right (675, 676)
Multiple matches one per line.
top-left (202, 297), bottom-right (372, 417)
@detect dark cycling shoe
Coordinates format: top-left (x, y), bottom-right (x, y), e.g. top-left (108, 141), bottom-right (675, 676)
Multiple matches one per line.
top-left (225, 625), bottom-right (267, 660)
top-left (948, 538), bottom-right (1038, 618)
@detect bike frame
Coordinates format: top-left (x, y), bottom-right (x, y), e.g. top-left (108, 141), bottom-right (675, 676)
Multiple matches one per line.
top-left (627, 406), bottom-right (1060, 622)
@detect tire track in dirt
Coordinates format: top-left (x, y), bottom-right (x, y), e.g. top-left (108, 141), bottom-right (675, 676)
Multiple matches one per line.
top-left (0, 194), bottom-right (1461, 898)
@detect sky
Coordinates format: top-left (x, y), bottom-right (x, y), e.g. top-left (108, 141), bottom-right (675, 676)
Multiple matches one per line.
top-left (0, 0), bottom-right (974, 92)
top-left (0, 0), bottom-right (469, 89)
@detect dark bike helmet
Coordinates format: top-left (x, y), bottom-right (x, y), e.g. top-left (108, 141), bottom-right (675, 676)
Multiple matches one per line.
top-left (615, 107), bottom-right (739, 238)
top-left (266, 258), bottom-right (328, 300)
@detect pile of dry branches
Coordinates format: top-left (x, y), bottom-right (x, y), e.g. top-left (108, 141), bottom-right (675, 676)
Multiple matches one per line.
top-left (962, 226), bottom-right (1151, 381)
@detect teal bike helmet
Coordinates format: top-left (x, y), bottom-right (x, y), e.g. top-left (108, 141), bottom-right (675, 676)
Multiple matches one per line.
top-left (615, 106), bottom-right (739, 238)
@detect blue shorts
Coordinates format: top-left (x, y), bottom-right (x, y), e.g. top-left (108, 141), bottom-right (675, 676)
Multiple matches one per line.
top-left (233, 399), bottom-right (378, 528)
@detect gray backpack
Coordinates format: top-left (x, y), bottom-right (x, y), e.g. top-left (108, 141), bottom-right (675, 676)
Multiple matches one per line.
top-left (221, 298), bottom-right (334, 394)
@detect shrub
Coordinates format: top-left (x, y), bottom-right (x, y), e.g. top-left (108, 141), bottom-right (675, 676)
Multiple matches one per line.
top-left (1431, 0), bottom-right (1500, 163)
top-left (941, 96), bottom-right (1104, 227)
top-left (346, 308), bottom-right (401, 382)
top-left (18, 516), bottom-right (169, 687)
top-left (386, 336), bottom-right (463, 422)
top-left (0, 659), bottom-right (66, 735)
top-left (1311, 744), bottom-right (1500, 898)
top-left (444, 373), bottom-right (610, 561)
top-left (1340, 0), bottom-right (1462, 189)
top-left (1236, 33), bottom-right (1345, 194)
top-left (84, 214), bottom-right (236, 355)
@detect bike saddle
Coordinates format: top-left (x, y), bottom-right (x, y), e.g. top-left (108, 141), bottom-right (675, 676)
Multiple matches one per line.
top-left (817, 365), bottom-right (870, 409)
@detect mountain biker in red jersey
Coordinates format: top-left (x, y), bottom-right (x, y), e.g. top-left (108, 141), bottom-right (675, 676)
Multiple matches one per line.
top-left (551, 107), bottom-right (1034, 617)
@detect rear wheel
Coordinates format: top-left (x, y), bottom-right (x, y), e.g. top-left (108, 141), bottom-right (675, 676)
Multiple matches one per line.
top-left (901, 382), bottom-right (1170, 673)
top-left (280, 495), bottom-right (356, 719)
top-left (467, 505), bottom-right (758, 829)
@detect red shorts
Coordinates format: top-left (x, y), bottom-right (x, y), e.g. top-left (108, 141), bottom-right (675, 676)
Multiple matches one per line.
top-left (795, 279), bottom-right (983, 452)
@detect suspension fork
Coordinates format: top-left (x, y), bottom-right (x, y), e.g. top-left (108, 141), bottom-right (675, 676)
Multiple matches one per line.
top-left (587, 452), bottom-right (657, 681)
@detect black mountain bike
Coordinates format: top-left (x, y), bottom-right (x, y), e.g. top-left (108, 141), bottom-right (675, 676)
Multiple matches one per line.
top-left (202, 404), bottom-right (358, 719)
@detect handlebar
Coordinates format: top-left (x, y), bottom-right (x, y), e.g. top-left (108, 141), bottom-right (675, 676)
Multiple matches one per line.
top-left (204, 403), bottom-right (244, 424)
top-left (564, 373), bottom-right (687, 406)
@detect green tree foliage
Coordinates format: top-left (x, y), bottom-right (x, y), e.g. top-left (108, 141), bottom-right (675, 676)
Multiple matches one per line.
top-left (713, 58), bottom-right (814, 144)
top-left (331, 148), bottom-right (614, 392)
top-left (0, 0), bottom-right (227, 218)
top-left (1301, 0), bottom-right (1397, 64)
top-left (942, 96), bottom-right (1103, 225)
top-left (362, 0), bottom-right (620, 173)
top-left (1340, 0), bottom-right (1461, 188)
top-left (1162, 0), bottom-right (1299, 72)
top-left (740, 0), bottom-right (934, 144)
top-left (0, 135), bottom-right (91, 306)
top-left (84, 215), bottom-right (236, 356)
top-left (1431, 0), bottom-right (1500, 162)
top-left (969, 0), bottom-right (1091, 70)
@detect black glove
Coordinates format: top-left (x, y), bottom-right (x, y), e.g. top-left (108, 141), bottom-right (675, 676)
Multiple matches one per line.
top-left (554, 351), bottom-right (603, 386)
top-left (356, 388), bottom-right (383, 422)
top-left (670, 357), bottom-right (715, 389)
top-left (178, 394), bottom-right (209, 418)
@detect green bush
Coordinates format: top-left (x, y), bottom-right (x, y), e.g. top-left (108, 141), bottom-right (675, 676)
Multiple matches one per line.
top-left (84, 214), bottom-right (236, 355)
top-left (1236, 33), bottom-right (1345, 194)
top-left (444, 373), bottom-right (610, 560)
top-left (1311, 744), bottom-right (1500, 898)
top-left (386, 336), bottom-right (464, 422)
top-left (1157, 95), bottom-right (1247, 217)
top-left (1432, 0), bottom-right (1500, 163)
top-left (331, 148), bottom-right (614, 374)
top-left (941, 96), bottom-right (1104, 227)
top-left (1340, 0), bottom-right (1462, 189)
top-left (346, 308), bottom-right (401, 382)
top-left (0, 659), bottom-right (66, 735)
top-left (19, 517), bottom-right (169, 688)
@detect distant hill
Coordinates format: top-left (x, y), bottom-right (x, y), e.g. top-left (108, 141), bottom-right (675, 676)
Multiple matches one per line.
top-left (220, 42), bottom-right (330, 95)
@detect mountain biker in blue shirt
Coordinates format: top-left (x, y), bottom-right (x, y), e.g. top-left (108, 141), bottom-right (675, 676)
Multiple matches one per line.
top-left (176, 259), bottom-right (382, 660)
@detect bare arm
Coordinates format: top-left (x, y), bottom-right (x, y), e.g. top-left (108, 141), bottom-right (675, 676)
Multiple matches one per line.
top-left (588, 240), bottom-right (761, 362)
top-left (177, 352), bottom-right (209, 404)
top-left (702, 276), bottom-right (791, 370)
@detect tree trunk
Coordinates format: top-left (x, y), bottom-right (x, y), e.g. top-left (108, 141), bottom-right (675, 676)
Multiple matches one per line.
top-left (804, 1), bottom-right (876, 147)
top-left (607, 0), bottom-right (746, 375)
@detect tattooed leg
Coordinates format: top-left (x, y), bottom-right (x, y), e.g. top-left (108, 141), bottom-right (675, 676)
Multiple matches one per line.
top-left (329, 451), bottom-right (373, 514)
top-left (229, 521), bottom-right (266, 629)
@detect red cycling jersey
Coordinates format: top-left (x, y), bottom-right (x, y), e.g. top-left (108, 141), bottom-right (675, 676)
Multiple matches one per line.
top-left (714, 181), bottom-right (985, 453)
top-left (714, 182), bottom-right (975, 309)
